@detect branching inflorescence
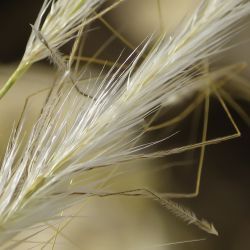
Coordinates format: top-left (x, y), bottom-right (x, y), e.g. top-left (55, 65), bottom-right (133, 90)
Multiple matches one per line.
top-left (0, 0), bottom-right (250, 247)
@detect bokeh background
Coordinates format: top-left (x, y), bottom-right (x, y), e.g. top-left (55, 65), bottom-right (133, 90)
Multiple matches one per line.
top-left (0, 0), bottom-right (250, 249)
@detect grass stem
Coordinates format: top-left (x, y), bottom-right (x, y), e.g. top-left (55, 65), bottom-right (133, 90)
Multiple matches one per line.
top-left (0, 62), bottom-right (30, 100)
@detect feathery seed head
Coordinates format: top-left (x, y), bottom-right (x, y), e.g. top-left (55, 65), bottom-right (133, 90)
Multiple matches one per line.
top-left (0, 0), bottom-right (250, 246)
top-left (23, 0), bottom-right (105, 64)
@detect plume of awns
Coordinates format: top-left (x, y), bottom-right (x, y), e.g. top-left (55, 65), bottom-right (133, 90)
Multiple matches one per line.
top-left (0, 0), bottom-right (107, 99)
top-left (0, 0), bottom-right (250, 246)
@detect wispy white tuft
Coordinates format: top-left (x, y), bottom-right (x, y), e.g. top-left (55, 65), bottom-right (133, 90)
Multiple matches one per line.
top-left (23, 0), bottom-right (105, 64)
top-left (0, 0), bottom-right (250, 246)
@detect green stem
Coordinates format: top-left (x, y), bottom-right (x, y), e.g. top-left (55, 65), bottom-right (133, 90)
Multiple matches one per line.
top-left (0, 62), bottom-right (31, 100)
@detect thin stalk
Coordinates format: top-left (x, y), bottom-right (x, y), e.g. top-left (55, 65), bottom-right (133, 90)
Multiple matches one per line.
top-left (0, 62), bottom-right (31, 100)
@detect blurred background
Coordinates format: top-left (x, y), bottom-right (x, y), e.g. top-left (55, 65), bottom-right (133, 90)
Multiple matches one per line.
top-left (0, 0), bottom-right (250, 249)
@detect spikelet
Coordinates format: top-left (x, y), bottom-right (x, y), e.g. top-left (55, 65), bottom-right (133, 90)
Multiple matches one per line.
top-left (155, 194), bottom-right (218, 236)
top-left (0, 0), bottom-right (250, 246)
